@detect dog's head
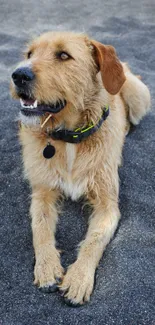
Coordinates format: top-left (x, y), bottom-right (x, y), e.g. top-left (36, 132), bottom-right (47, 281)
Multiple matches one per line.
top-left (11, 32), bottom-right (125, 118)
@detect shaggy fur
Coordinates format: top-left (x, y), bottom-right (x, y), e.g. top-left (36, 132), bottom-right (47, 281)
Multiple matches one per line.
top-left (11, 31), bottom-right (151, 306)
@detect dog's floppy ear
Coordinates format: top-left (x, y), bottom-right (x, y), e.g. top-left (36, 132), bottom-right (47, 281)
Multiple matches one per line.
top-left (91, 40), bottom-right (126, 95)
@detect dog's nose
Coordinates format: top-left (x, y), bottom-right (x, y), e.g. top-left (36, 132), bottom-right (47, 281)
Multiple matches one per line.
top-left (12, 67), bottom-right (35, 87)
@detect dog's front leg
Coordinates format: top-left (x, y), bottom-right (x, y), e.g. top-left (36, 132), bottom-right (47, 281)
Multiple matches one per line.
top-left (60, 195), bottom-right (120, 306)
top-left (30, 186), bottom-right (64, 292)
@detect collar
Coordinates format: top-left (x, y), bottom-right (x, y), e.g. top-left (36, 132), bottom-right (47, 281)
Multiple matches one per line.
top-left (47, 106), bottom-right (109, 144)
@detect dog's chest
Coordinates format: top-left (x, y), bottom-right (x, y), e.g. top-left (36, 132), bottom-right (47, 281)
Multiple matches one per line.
top-left (22, 131), bottom-right (87, 200)
top-left (65, 143), bottom-right (76, 173)
top-left (50, 143), bottom-right (86, 200)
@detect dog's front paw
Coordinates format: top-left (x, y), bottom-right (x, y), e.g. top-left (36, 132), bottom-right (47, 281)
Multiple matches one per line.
top-left (59, 260), bottom-right (95, 306)
top-left (34, 246), bottom-right (64, 293)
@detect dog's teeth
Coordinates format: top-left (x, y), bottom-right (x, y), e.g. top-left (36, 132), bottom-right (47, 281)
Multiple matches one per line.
top-left (20, 99), bottom-right (38, 109)
top-left (20, 98), bottom-right (25, 108)
top-left (34, 100), bottom-right (38, 108)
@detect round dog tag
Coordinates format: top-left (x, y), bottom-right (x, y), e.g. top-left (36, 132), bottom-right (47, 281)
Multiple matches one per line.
top-left (43, 143), bottom-right (55, 159)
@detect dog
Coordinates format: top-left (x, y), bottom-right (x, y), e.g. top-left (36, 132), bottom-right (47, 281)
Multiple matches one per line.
top-left (11, 31), bottom-right (151, 306)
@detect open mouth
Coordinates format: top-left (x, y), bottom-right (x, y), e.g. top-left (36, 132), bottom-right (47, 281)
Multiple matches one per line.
top-left (20, 96), bottom-right (67, 116)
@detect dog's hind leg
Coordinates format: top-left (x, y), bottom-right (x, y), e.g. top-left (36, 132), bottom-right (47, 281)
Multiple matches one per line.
top-left (121, 63), bottom-right (151, 125)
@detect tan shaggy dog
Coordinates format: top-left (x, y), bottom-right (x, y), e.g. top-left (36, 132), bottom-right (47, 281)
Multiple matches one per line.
top-left (11, 31), bottom-right (151, 306)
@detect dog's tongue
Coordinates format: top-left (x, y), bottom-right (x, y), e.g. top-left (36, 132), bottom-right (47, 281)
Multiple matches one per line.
top-left (22, 99), bottom-right (35, 106)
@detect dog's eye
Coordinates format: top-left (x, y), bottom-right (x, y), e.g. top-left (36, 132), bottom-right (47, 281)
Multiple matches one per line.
top-left (27, 51), bottom-right (32, 59)
top-left (60, 52), bottom-right (69, 60)
top-left (57, 52), bottom-right (71, 60)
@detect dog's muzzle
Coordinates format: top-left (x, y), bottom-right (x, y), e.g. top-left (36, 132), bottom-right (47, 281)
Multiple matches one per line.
top-left (12, 67), bottom-right (67, 116)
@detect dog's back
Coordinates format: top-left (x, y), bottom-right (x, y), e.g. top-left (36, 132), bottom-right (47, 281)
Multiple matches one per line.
top-left (121, 63), bottom-right (151, 125)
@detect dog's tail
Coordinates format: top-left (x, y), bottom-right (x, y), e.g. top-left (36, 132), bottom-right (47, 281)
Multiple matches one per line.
top-left (120, 63), bottom-right (151, 125)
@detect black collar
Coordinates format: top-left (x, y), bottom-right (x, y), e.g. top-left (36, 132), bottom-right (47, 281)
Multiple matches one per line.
top-left (47, 106), bottom-right (109, 144)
